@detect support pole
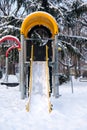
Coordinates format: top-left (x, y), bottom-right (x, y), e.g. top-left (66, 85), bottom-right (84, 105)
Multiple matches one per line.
top-left (20, 34), bottom-right (25, 99)
top-left (55, 35), bottom-right (60, 98)
top-left (52, 38), bottom-right (55, 96)
top-left (52, 35), bottom-right (60, 98)
top-left (19, 50), bottom-right (21, 91)
top-left (5, 57), bottom-right (8, 83)
top-left (24, 40), bottom-right (27, 96)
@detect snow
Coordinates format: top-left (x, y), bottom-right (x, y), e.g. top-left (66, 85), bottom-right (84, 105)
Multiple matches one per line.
top-left (83, 0), bottom-right (87, 2)
top-left (0, 73), bottom-right (87, 130)
top-left (30, 62), bottom-right (49, 113)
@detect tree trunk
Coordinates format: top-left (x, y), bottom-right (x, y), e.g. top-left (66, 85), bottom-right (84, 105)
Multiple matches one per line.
top-left (8, 63), bottom-right (15, 75)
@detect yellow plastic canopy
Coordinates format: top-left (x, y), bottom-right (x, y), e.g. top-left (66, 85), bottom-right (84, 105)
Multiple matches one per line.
top-left (20, 11), bottom-right (58, 38)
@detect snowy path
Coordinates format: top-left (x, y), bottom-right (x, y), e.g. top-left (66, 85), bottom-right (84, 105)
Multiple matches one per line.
top-left (30, 62), bottom-right (48, 113)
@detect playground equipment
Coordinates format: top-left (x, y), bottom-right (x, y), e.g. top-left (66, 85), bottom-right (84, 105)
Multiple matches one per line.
top-left (0, 35), bottom-right (21, 48)
top-left (20, 11), bottom-right (59, 112)
top-left (79, 71), bottom-right (87, 82)
top-left (0, 35), bottom-right (21, 87)
top-left (26, 45), bottom-right (53, 112)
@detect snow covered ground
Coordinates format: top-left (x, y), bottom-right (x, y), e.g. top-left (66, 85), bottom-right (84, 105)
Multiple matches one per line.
top-left (0, 74), bottom-right (87, 130)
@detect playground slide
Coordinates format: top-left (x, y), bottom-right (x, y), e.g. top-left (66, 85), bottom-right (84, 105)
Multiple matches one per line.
top-left (26, 61), bottom-right (52, 113)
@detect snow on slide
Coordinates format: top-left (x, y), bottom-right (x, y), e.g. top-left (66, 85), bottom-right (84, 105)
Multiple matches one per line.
top-left (29, 61), bottom-right (48, 113)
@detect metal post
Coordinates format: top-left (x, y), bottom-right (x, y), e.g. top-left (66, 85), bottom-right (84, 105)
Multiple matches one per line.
top-left (19, 50), bottom-right (21, 91)
top-left (70, 75), bottom-right (74, 93)
top-left (24, 40), bottom-right (26, 63)
top-left (68, 58), bottom-right (74, 93)
top-left (20, 34), bottom-right (25, 99)
top-left (24, 40), bottom-right (27, 95)
top-left (5, 57), bottom-right (8, 83)
top-left (52, 39), bottom-right (55, 96)
top-left (54, 35), bottom-right (60, 98)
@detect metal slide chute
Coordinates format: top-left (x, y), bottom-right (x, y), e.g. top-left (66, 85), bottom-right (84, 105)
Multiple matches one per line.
top-left (26, 45), bottom-right (52, 113)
